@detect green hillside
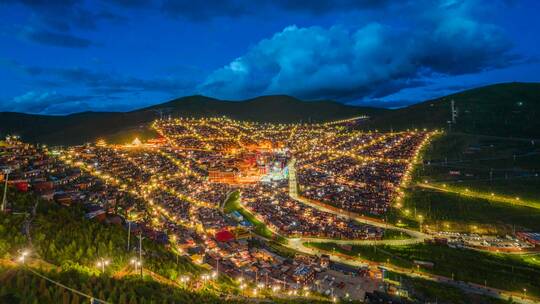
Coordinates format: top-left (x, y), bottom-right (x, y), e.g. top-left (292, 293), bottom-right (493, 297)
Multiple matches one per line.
top-left (145, 95), bottom-right (386, 123)
top-left (363, 82), bottom-right (540, 138)
top-left (0, 191), bottom-right (329, 304)
top-left (1, 82), bottom-right (539, 146)
top-left (0, 95), bottom-right (383, 145)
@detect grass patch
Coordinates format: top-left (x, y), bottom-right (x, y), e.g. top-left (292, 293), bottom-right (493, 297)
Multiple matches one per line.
top-left (305, 242), bottom-right (540, 298)
top-left (431, 178), bottom-right (540, 206)
top-left (381, 229), bottom-right (412, 240)
top-left (394, 187), bottom-right (540, 233)
top-left (386, 132), bottom-right (540, 234)
top-left (223, 190), bottom-right (285, 242)
top-left (385, 271), bottom-right (509, 304)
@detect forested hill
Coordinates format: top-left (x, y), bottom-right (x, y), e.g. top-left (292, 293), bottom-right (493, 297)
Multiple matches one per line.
top-left (1, 82), bottom-right (539, 145)
top-left (0, 95), bottom-right (383, 145)
top-left (361, 82), bottom-right (540, 138)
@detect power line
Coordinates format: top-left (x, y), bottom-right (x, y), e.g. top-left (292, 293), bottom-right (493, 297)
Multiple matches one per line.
top-left (422, 173), bottom-right (539, 185)
top-left (23, 266), bottom-right (110, 304)
top-left (426, 152), bottom-right (540, 166)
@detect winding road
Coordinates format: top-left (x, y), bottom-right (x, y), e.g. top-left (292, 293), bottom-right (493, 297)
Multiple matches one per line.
top-left (287, 158), bottom-right (428, 245)
top-left (281, 158), bottom-right (539, 304)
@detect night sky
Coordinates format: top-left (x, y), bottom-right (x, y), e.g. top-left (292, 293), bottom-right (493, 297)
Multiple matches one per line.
top-left (0, 0), bottom-right (539, 114)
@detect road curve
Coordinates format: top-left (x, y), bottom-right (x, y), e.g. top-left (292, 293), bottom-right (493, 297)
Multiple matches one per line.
top-left (287, 158), bottom-right (428, 245)
top-left (285, 239), bottom-right (537, 304)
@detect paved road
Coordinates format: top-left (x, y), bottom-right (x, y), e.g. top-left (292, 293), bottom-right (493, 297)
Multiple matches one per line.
top-left (284, 159), bottom-right (539, 304)
top-left (417, 182), bottom-right (540, 210)
top-left (285, 240), bottom-right (538, 304)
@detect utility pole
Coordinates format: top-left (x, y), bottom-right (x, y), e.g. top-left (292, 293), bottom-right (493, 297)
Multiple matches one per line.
top-left (1, 169), bottom-right (11, 212)
top-left (127, 221), bottom-right (131, 251)
top-left (138, 232), bottom-right (143, 278)
top-left (216, 257), bottom-right (220, 277)
top-left (451, 99), bottom-right (458, 124)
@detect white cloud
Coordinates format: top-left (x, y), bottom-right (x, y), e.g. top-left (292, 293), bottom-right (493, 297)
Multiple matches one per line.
top-left (198, 3), bottom-right (517, 101)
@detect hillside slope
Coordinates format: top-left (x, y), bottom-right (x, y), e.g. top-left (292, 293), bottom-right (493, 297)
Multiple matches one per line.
top-left (144, 95), bottom-right (386, 122)
top-left (363, 82), bottom-right (540, 138)
top-left (0, 95), bottom-right (382, 145)
top-left (1, 82), bottom-right (539, 145)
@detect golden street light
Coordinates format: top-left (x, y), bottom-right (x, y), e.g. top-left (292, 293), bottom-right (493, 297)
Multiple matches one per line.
top-left (17, 249), bottom-right (30, 264)
top-left (130, 258), bottom-right (141, 272)
top-left (96, 258), bottom-right (110, 273)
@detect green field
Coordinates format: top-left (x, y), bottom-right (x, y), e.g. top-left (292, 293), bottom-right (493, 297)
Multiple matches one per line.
top-left (381, 229), bottom-right (412, 240)
top-left (305, 242), bottom-right (540, 298)
top-left (390, 132), bottom-right (540, 234)
top-left (416, 132), bottom-right (540, 198)
top-left (223, 190), bottom-right (285, 242)
top-left (385, 271), bottom-right (509, 304)
top-left (391, 187), bottom-right (540, 234)
top-left (428, 178), bottom-right (540, 207)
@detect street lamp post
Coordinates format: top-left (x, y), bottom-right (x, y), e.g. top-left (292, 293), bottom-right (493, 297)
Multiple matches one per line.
top-left (1, 169), bottom-right (11, 212)
top-left (18, 250), bottom-right (30, 264)
top-left (130, 258), bottom-right (141, 272)
top-left (239, 282), bottom-right (246, 296)
top-left (138, 232), bottom-right (143, 278)
top-left (96, 258), bottom-right (110, 273)
top-left (127, 221), bottom-right (131, 251)
top-left (215, 257), bottom-right (220, 279)
top-left (180, 275), bottom-right (190, 286)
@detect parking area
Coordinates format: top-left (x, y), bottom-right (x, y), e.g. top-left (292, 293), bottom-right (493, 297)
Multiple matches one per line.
top-left (316, 269), bottom-right (383, 300)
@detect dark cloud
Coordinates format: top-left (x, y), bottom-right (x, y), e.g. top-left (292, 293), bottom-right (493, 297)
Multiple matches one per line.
top-left (4, 90), bottom-right (94, 114)
top-left (21, 28), bottom-right (92, 48)
top-left (108, 0), bottom-right (153, 8)
top-left (423, 84), bottom-right (480, 93)
top-left (198, 3), bottom-right (521, 101)
top-left (3, 0), bottom-right (125, 32)
top-left (161, 0), bottom-right (249, 20)
top-left (348, 99), bottom-right (416, 109)
top-left (271, 0), bottom-right (394, 15)
top-left (3, 90), bottom-right (156, 115)
top-left (51, 67), bottom-right (195, 94)
top-left (160, 0), bottom-right (396, 20)
top-left (16, 65), bottom-right (196, 95)
top-left (2, 59), bottom-right (197, 96)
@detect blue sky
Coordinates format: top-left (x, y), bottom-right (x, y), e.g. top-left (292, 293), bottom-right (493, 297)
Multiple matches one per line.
top-left (0, 0), bottom-right (539, 114)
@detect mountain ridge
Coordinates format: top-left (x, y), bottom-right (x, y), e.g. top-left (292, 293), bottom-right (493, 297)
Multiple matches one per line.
top-left (1, 82), bottom-right (539, 145)
top-left (0, 94), bottom-right (384, 145)
top-left (361, 82), bottom-right (540, 138)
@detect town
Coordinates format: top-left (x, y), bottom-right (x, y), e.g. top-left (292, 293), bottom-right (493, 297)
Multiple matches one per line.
top-left (2, 117), bottom-right (539, 303)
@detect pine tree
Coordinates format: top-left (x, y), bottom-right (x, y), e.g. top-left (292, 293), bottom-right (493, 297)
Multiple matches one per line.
top-left (70, 293), bottom-right (80, 304)
top-left (16, 273), bottom-right (25, 290)
top-left (62, 291), bottom-right (70, 304)
top-left (42, 287), bottom-right (52, 302)
top-left (38, 278), bottom-right (47, 294)
top-left (98, 290), bottom-right (106, 301)
top-left (118, 293), bottom-right (127, 304)
top-left (128, 294), bottom-right (138, 304)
